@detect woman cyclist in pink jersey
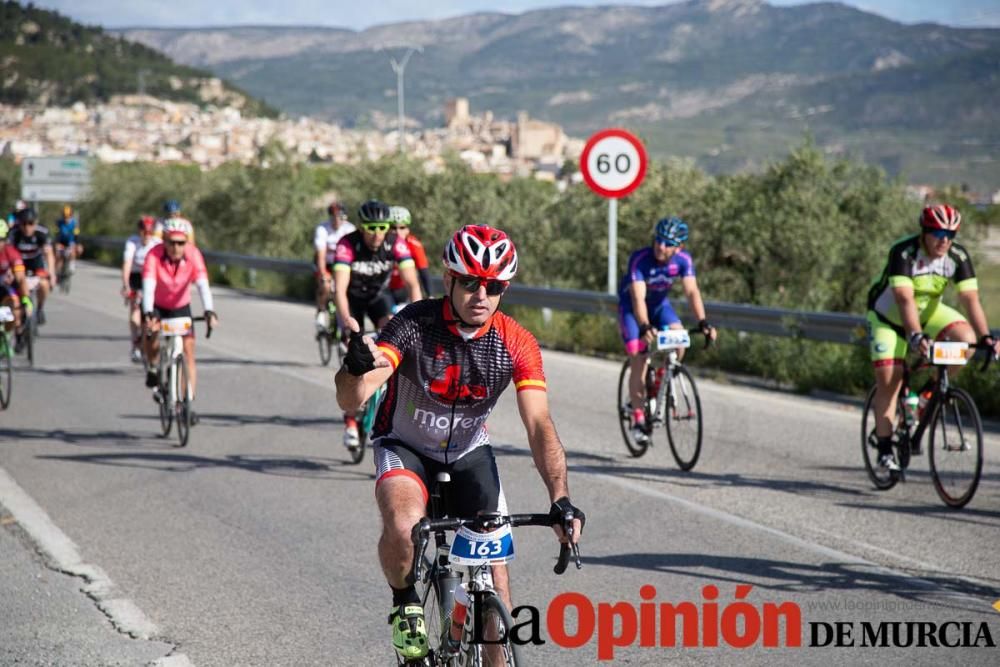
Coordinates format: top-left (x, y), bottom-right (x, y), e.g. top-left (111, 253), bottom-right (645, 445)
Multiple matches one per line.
top-left (141, 218), bottom-right (218, 418)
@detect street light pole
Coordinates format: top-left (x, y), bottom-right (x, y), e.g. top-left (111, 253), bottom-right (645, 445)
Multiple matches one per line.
top-left (388, 46), bottom-right (421, 153)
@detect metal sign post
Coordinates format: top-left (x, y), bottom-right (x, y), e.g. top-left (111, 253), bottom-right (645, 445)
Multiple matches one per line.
top-left (579, 129), bottom-right (647, 295)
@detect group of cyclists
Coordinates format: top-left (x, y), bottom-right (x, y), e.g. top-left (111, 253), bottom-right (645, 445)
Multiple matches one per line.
top-left (0, 201), bottom-right (83, 354)
top-left (4, 186), bottom-right (994, 663)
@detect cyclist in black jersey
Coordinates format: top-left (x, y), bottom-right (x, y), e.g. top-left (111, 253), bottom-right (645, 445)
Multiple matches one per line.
top-left (335, 224), bottom-right (584, 662)
top-left (10, 208), bottom-right (56, 325)
top-left (333, 199), bottom-right (422, 450)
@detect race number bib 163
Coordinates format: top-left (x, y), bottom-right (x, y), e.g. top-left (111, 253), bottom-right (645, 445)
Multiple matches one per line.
top-left (449, 524), bottom-right (515, 566)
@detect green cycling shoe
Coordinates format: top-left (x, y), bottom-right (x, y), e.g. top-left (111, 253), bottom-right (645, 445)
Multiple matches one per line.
top-left (389, 604), bottom-right (429, 661)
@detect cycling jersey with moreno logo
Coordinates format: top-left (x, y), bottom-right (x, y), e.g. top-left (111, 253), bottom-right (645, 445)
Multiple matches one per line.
top-left (618, 247), bottom-right (694, 304)
top-left (867, 234), bottom-right (977, 327)
top-left (333, 230), bottom-right (413, 302)
top-left (373, 298), bottom-right (547, 463)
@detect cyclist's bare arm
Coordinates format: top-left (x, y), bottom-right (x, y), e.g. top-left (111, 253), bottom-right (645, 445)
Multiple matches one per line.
top-left (45, 245), bottom-right (57, 286)
top-left (891, 284), bottom-right (925, 349)
top-left (315, 248), bottom-right (329, 282)
top-left (958, 289), bottom-right (991, 338)
top-left (682, 275), bottom-right (717, 340)
top-left (400, 264), bottom-right (422, 302)
top-left (515, 390), bottom-right (581, 543)
top-left (332, 266), bottom-right (352, 324)
top-left (629, 280), bottom-right (655, 345)
top-left (681, 275), bottom-right (707, 322)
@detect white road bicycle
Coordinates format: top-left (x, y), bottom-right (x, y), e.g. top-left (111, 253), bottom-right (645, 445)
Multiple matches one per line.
top-left (155, 315), bottom-right (211, 447)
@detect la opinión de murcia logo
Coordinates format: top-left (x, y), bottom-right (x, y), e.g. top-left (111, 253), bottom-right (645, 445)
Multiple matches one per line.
top-left (459, 585), bottom-right (997, 661)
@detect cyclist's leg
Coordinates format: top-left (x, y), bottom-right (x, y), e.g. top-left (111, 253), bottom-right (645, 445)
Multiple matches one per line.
top-left (925, 303), bottom-right (975, 345)
top-left (448, 445), bottom-right (512, 609)
top-left (128, 273), bottom-right (143, 354)
top-left (374, 441), bottom-right (433, 659)
top-left (314, 264), bottom-right (331, 321)
top-left (144, 314), bottom-right (162, 386)
top-left (55, 243), bottom-right (66, 274)
top-left (868, 312), bottom-right (906, 461)
top-left (182, 331), bottom-right (197, 400)
top-left (619, 305), bottom-right (649, 416)
top-left (32, 268), bottom-right (50, 316)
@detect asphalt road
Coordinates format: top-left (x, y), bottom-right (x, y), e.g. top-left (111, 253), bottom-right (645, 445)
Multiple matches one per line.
top-left (1, 262), bottom-right (998, 666)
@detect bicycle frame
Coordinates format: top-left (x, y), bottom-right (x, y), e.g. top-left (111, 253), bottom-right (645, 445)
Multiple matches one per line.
top-left (160, 328), bottom-right (191, 409)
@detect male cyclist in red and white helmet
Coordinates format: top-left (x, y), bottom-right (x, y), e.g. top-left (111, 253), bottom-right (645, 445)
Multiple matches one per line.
top-left (334, 225), bottom-right (585, 662)
top-left (313, 200), bottom-right (355, 331)
top-left (865, 203), bottom-right (1000, 472)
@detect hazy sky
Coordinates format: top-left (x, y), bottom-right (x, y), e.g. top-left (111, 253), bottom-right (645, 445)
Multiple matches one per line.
top-left (30, 0), bottom-right (1000, 30)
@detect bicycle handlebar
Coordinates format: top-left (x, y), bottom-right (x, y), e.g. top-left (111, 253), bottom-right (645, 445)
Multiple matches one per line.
top-left (910, 340), bottom-right (996, 373)
top-left (408, 512), bottom-right (583, 585)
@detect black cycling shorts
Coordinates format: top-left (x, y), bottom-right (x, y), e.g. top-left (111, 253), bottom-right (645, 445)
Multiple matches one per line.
top-left (348, 291), bottom-right (394, 333)
top-left (374, 440), bottom-right (507, 518)
top-left (128, 272), bottom-right (143, 291)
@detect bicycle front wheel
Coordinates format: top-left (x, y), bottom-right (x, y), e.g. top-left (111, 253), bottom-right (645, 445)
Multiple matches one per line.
top-left (461, 594), bottom-right (522, 667)
top-left (0, 335), bottom-right (11, 409)
top-left (317, 331), bottom-right (332, 366)
top-left (25, 313), bottom-right (35, 367)
top-left (616, 360), bottom-right (648, 458)
top-left (928, 388), bottom-right (983, 508)
top-left (664, 365), bottom-right (702, 471)
top-left (860, 386), bottom-right (903, 490)
top-left (175, 356), bottom-right (191, 448)
top-left (158, 357), bottom-right (173, 437)
top-left (418, 569), bottom-right (456, 666)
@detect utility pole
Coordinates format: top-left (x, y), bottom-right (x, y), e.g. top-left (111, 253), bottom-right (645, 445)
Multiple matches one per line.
top-left (387, 47), bottom-right (421, 153)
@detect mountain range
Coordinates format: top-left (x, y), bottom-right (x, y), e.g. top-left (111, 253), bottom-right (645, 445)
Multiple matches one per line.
top-left (34, 0), bottom-right (1000, 186)
top-left (0, 1), bottom-right (276, 116)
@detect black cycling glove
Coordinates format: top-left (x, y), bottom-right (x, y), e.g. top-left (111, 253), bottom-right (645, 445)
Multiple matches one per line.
top-left (343, 331), bottom-right (376, 376)
top-left (549, 496), bottom-right (586, 531)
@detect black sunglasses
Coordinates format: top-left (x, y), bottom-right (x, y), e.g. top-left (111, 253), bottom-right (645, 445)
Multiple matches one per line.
top-left (167, 239), bottom-right (188, 246)
top-left (926, 228), bottom-right (956, 240)
top-left (452, 273), bottom-right (508, 296)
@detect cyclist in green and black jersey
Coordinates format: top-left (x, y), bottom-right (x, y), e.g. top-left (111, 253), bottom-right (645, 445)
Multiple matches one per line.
top-left (866, 204), bottom-right (1000, 471)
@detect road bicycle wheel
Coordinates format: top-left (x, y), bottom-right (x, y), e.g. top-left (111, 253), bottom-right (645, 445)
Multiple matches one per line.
top-left (351, 389), bottom-right (382, 465)
top-left (664, 365), bottom-right (702, 471)
top-left (158, 357), bottom-right (173, 437)
top-left (175, 355), bottom-right (191, 448)
top-left (24, 311), bottom-right (35, 367)
top-left (461, 593), bottom-right (522, 667)
top-left (860, 386), bottom-right (905, 490)
top-left (928, 387), bottom-right (983, 508)
top-left (616, 360), bottom-right (649, 458)
top-left (415, 569), bottom-right (458, 666)
top-left (317, 330), bottom-right (332, 366)
top-left (0, 334), bottom-right (11, 409)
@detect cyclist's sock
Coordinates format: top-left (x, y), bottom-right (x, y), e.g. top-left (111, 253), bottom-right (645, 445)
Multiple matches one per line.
top-left (391, 584), bottom-right (419, 607)
top-left (876, 436), bottom-right (893, 458)
top-left (632, 408), bottom-right (645, 425)
top-left (344, 415), bottom-right (358, 430)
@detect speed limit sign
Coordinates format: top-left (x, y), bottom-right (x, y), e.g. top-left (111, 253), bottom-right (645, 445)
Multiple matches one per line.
top-left (580, 128), bottom-right (647, 198)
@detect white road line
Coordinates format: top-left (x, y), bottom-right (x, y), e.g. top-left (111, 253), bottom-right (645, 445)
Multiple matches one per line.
top-left (578, 465), bottom-right (992, 605)
top-left (0, 465), bottom-right (192, 663)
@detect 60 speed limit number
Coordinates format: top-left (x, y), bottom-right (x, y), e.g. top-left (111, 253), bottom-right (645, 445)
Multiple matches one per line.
top-left (579, 128), bottom-right (648, 199)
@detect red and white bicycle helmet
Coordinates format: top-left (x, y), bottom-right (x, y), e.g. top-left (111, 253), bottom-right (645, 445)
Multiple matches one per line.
top-left (443, 225), bottom-right (518, 281)
top-left (920, 204), bottom-right (961, 231)
top-left (137, 215), bottom-right (156, 232)
top-left (163, 217), bottom-right (193, 241)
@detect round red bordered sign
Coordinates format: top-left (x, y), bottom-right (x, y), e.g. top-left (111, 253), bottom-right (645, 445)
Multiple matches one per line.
top-left (579, 128), bottom-right (648, 198)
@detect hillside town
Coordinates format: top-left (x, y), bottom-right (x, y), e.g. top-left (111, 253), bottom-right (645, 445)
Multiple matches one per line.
top-left (0, 88), bottom-right (586, 184)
